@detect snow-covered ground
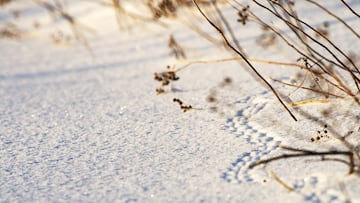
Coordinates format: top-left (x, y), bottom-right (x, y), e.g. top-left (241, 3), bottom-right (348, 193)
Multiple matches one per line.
top-left (1, 1), bottom-right (360, 202)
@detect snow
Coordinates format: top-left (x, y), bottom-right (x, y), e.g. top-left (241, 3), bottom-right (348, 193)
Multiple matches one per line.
top-left (1, 0), bottom-right (360, 202)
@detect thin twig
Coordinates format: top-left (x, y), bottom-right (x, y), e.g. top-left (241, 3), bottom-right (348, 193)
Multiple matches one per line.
top-left (269, 170), bottom-right (295, 192)
top-left (176, 57), bottom-right (305, 71)
top-left (249, 146), bottom-right (354, 174)
top-left (340, 0), bottom-right (360, 18)
top-left (272, 1), bottom-right (360, 76)
top-left (212, 1), bottom-right (245, 56)
top-left (271, 78), bottom-right (345, 98)
top-left (257, 0), bottom-right (360, 92)
top-left (305, 0), bottom-right (359, 38)
top-left (192, 0), bottom-right (297, 121)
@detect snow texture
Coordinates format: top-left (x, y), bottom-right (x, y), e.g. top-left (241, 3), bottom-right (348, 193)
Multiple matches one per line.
top-left (1, 0), bottom-right (360, 202)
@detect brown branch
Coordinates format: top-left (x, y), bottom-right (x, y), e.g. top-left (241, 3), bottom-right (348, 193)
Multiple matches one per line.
top-left (274, 1), bottom-right (360, 75)
top-left (212, 1), bottom-right (246, 56)
top-left (192, 0), bottom-right (297, 121)
top-left (255, 0), bottom-right (360, 91)
top-left (247, 10), bottom-right (343, 90)
top-left (271, 78), bottom-right (345, 98)
top-left (305, 0), bottom-right (359, 38)
top-left (249, 146), bottom-right (354, 174)
top-left (340, 0), bottom-right (360, 18)
top-left (269, 170), bottom-right (295, 192)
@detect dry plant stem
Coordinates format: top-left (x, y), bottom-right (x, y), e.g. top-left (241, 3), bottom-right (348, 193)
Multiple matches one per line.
top-left (294, 107), bottom-right (357, 156)
top-left (271, 1), bottom-right (360, 76)
top-left (249, 146), bottom-right (355, 174)
top-left (177, 7), bottom-right (222, 48)
top-left (340, 0), bottom-right (360, 18)
top-left (280, 143), bottom-right (360, 169)
top-left (112, 0), bottom-right (131, 30)
top-left (0, 23), bottom-right (23, 39)
top-left (271, 78), bottom-right (344, 98)
top-left (288, 70), bottom-right (309, 96)
top-left (248, 12), bottom-right (334, 79)
top-left (176, 57), bottom-right (352, 95)
top-left (61, 13), bottom-right (94, 57)
top-left (305, 0), bottom-right (359, 39)
top-left (302, 62), bottom-right (353, 96)
top-left (339, 181), bottom-right (352, 203)
top-left (212, 1), bottom-right (245, 56)
top-left (319, 157), bottom-right (354, 168)
top-left (177, 57), bottom-right (305, 71)
top-left (269, 170), bottom-right (294, 192)
top-left (0, 0), bottom-right (12, 6)
top-left (236, 3), bottom-right (356, 98)
top-left (247, 1), bottom-right (331, 71)
top-left (285, 1), bottom-right (307, 42)
top-left (271, 2), bottom-right (332, 74)
top-left (93, 0), bottom-right (168, 29)
top-left (289, 100), bottom-right (329, 107)
top-left (253, 1), bottom-right (360, 98)
top-left (323, 71), bottom-right (355, 96)
top-left (257, 1), bottom-right (357, 72)
top-left (270, 0), bottom-right (308, 49)
top-left (179, 18), bottom-right (220, 46)
top-left (35, 0), bottom-right (94, 56)
top-left (255, 0), bottom-right (360, 89)
top-left (192, 0), bottom-right (298, 121)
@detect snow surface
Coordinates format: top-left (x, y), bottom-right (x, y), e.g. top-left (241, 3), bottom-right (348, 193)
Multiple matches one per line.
top-left (1, 0), bottom-right (360, 202)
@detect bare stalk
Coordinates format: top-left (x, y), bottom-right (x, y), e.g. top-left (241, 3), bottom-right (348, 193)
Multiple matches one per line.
top-left (249, 146), bottom-right (355, 174)
top-left (192, 0), bottom-right (298, 121)
top-left (340, 0), bottom-right (360, 18)
top-left (305, 0), bottom-right (359, 38)
top-left (253, 0), bottom-right (360, 91)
